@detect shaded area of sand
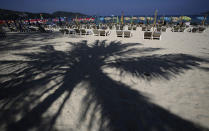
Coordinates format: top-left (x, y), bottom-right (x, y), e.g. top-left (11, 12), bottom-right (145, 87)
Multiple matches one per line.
top-left (0, 31), bottom-right (209, 131)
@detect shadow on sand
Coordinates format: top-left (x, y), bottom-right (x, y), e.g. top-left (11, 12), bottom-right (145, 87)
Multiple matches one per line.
top-left (0, 40), bottom-right (209, 131)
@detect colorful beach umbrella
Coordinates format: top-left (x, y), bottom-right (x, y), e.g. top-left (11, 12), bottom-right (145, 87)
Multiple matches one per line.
top-left (100, 17), bottom-right (104, 21)
top-left (112, 16), bottom-right (117, 23)
top-left (196, 16), bottom-right (205, 20)
top-left (146, 17), bottom-right (153, 21)
top-left (172, 17), bottom-right (179, 22)
top-left (164, 17), bottom-right (171, 22)
top-left (139, 17), bottom-right (145, 21)
top-left (117, 16), bottom-right (119, 24)
top-left (130, 17), bottom-right (133, 24)
top-left (132, 17), bottom-right (138, 20)
top-left (182, 16), bottom-right (191, 21)
top-left (125, 17), bottom-right (130, 21)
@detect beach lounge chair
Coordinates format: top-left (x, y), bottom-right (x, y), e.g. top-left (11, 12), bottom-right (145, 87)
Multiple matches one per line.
top-left (173, 26), bottom-right (180, 32)
top-left (199, 27), bottom-right (206, 33)
top-left (124, 31), bottom-right (131, 38)
top-left (192, 28), bottom-right (198, 33)
top-left (116, 30), bottom-right (123, 37)
top-left (152, 32), bottom-right (161, 40)
top-left (119, 25), bottom-right (124, 30)
top-left (157, 27), bottom-right (162, 32)
top-left (147, 26), bottom-right (152, 31)
top-left (100, 30), bottom-right (106, 36)
top-left (162, 27), bottom-right (167, 32)
top-left (142, 26), bottom-right (146, 31)
top-left (74, 29), bottom-right (81, 35)
top-left (179, 27), bottom-right (185, 32)
top-left (92, 29), bottom-right (99, 36)
top-left (144, 32), bottom-right (152, 39)
top-left (80, 29), bottom-right (88, 35)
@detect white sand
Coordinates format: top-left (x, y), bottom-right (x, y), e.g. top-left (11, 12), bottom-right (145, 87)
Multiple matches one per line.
top-left (0, 28), bottom-right (209, 131)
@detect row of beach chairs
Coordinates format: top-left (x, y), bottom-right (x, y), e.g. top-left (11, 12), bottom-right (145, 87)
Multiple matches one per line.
top-left (116, 31), bottom-right (132, 38)
top-left (144, 32), bottom-right (161, 40)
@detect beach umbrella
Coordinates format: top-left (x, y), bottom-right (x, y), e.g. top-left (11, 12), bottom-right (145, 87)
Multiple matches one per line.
top-left (146, 17), bottom-right (154, 21)
top-left (124, 17), bottom-right (130, 21)
top-left (75, 16), bottom-right (78, 24)
top-left (131, 17), bottom-right (137, 24)
top-left (196, 16), bottom-right (205, 21)
top-left (139, 17), bottom-right (145, 21)
top-left (182, 16), bottom-right (191, 21)
top-left (172, 17), bottom-right (179, 22)
top-left (153, 9), bottom-right (158, 31)
top-left (130, 17), bottom-right (133, 24)
top-left (104, 17), bottom-right (112, 21)
top-left (117, 16), bottom-right (119, 24)
top-left (100, 17), bottom-right (104, 21)
top-left (112, 16), bottom-right (117, 23)
top-left (164, 17), bottom-right (171, 22)
top-left (132, 17), bottom-right (138, 20)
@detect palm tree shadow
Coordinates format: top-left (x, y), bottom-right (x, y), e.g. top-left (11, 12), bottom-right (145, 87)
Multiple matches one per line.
top-left (0, 40), bottom-right (208, 131)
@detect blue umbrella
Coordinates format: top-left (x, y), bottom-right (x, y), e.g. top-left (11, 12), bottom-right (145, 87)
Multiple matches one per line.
top-left (164, 17), bottom-right (171, 22)
top-left (100, 17), bottom-right (104, 21)
top-left (196, 16), bottom-right (205, 21)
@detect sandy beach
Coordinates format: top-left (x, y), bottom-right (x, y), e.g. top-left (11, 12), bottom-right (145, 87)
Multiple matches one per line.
top-left (1, 27), bottom-right (209, 131)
